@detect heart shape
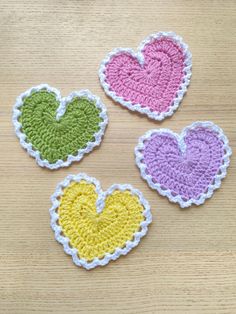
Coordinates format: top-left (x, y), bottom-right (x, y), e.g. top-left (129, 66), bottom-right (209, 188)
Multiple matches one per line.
top-left (50, 173), bottom-right (152, 269)
top-left (12, 84), bottom-right (108, 169)
top-left (99, 32), bottom-right (192, 120)
top-left (135, 122), bottom-right (231, 207)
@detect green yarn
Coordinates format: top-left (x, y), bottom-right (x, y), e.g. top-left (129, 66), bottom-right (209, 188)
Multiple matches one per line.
top-left (19, 90), bottom-right (102, 164)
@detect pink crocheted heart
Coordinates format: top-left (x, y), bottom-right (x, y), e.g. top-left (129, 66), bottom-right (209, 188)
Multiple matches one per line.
top-left (99, 32), bottom-right (192, 120)
top-left (135, 122), bottom-right (231, 207)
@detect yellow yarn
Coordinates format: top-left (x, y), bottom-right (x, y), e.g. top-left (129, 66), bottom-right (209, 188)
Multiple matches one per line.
top-left (58, 180), bottom-right (145, 261)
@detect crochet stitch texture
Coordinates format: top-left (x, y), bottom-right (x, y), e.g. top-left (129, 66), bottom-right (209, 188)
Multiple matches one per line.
top-left (99, 32), bottom-right (192, 120)
top-left (12, 85), bottom-right (108, 169)
top-left (50, 173), bottom-right (152, 269)
top-left (135, 122), bottom-right (231, 208)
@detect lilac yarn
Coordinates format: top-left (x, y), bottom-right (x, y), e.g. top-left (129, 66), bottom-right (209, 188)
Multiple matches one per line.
top-left (135, 122), bottom-right (231, 207)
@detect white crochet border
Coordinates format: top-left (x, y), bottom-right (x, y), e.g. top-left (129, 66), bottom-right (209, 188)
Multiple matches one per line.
top-left (135, 121), bottom-right (232, 208)
top-left (12, 84), bottom-right (108, 169)
top-left (99, 31), bottom-right (192, 121)
top-left (49, 173), bottom-right (152, 270)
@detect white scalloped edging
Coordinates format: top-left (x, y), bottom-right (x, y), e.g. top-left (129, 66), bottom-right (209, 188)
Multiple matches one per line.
top-left (49, 173), bottom-right (152, 270)
top-left (135, 121), bottom-right (232, 208)
top-left (12, 84), bottom-right (108, 169)
top-left (99, 31), bottom-right (192, 121)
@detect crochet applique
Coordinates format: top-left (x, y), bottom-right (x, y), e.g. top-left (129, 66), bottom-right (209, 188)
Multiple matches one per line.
top-left (135, 122), bottom-right (231, 208)
top-left (49, 173), bottom-right (152, 269)
top-left (12, 84), bottom-right (108, 169)
top-left (99, 32), bottom-right (192, 121)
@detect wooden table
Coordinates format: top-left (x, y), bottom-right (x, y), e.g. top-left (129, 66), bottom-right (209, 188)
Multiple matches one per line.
top-left (1, 0), bottom-right (236, 313)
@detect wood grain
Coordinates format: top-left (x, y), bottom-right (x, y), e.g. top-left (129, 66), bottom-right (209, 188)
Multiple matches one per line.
top-left (0, 0), bottom-right (236, 313)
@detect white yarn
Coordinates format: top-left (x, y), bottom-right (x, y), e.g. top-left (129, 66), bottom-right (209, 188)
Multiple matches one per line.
top-left (99, 31), bottom-right (192, 121)
top-left (12, 84), bottom-right (108, 169)
top-left (135, 121), bottom-right (232, 208)
top-left (49, 173), bottom-right (152, 270)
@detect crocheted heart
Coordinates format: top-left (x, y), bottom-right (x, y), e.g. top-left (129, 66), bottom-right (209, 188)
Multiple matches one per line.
top-left (50, 173), bottom-right (152, 269)
top-left (12, 85), bottom-right (108, 169)
top-left (99, 32), bottom-right (192, 120)
top-left (135, 122), bottom-right (231, 207)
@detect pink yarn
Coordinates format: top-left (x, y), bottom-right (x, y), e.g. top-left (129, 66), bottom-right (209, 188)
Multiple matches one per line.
top-left (142, 127), bottom-right (225, 201)
top-left (104, 37), bottom-right (186, 113)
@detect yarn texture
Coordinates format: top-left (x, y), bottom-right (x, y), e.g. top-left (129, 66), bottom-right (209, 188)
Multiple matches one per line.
top-left (50, 173), bottom-right (152, 269)
top-left (12, 84), bottom-right (108, 169)
top-left (135, 122), bottom-right (231, 208)
top-left (99, 32), bottom-right (192, 120)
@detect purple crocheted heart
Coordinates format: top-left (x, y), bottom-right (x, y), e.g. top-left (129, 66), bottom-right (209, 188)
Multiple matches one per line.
top-left (135, 122), bottom-right (231, 207)
top-left (99, 32), bottom-right (192, 121)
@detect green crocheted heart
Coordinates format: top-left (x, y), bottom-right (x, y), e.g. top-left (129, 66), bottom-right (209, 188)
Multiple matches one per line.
top-left (19, 90), bottom-right (103, 164)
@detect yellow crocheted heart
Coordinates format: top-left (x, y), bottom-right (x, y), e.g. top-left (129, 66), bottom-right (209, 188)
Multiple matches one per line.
top-left (58, 180), bottom-right (146, 262)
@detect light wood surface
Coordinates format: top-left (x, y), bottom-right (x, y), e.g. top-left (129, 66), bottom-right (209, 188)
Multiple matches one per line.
top-left (1, 0), bottom-right (236, 313)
